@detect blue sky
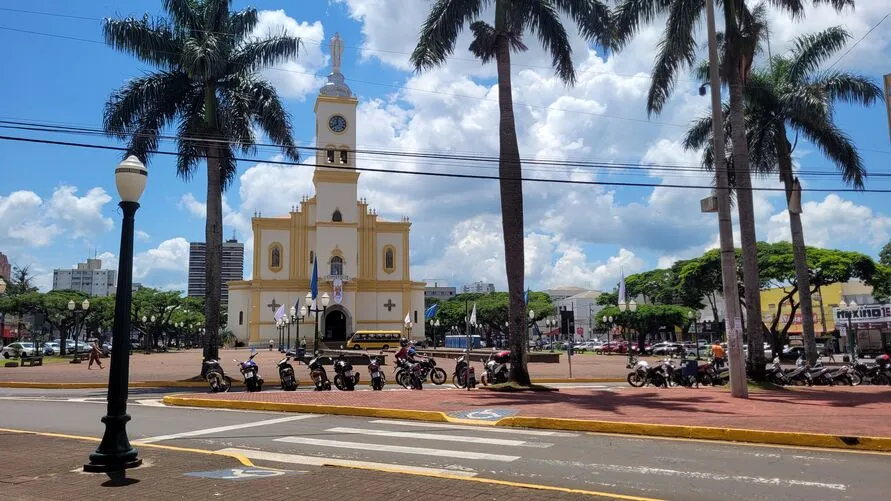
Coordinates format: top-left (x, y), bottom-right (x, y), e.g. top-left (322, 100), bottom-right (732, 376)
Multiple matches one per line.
top-left (1, 0), bottom-right (890, 293)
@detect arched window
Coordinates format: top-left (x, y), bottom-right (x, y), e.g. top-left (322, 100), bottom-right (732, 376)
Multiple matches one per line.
top-left (383, 245), bottom-right (396, 274)
top-left (269, 243), bottom-right (283, 272)
top-left (332, 209), bottom-right (342, 222)
top-left (330, 256), bottom-right (343, 276)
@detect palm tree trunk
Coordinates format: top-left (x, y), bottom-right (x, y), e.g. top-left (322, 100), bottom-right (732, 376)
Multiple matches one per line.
top-left (776, 131), bottom-right (817, 364)
top-left (202, 85), bottom-right (222, 370)
top-left (726, 54), bottom-right (765, 380)
top-left (494, 26), bottom-right (529, 386)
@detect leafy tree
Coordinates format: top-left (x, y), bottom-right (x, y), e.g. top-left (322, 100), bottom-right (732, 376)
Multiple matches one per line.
top-left (6, 265), bottom-right (39, 296)
top-left (131, 288), bottom-right (187, 350)
top-left (596, 291), bottom-right (618, 306)
top-left (410, 0), bottom-right (611, 386)
top-left (103, 0), bottom-right (301, 370)
top-left (434, 292), bottom-right (555, 346)
top-left (687, 27), bottom-right (882, 364)
top-left (879, 241), bottom-right (891, 267)
top-left (614, 0), bottom-right (855, 380)
top-left (596, 303), bottom-right (693, 352)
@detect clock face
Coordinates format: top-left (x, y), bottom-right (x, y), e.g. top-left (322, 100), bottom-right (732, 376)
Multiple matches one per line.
top-left (328, 114), bottom-right (347, 133)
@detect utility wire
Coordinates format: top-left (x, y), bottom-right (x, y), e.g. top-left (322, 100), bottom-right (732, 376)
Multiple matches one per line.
top-left (2, 133), bottom-right (890, 193)
top-left (825, 11), bottom-right (891, 71)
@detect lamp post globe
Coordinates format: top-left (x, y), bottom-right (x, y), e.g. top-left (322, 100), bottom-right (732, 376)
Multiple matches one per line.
top-left (629, 300), bottom-right (637, 312)
top-left (68, 300), bottom-right (76, 311)
top-left (85, 155), bottom-right (146, 473)
top-left (321, 292), bottom-right (330, 308)
top-left (290, 306), bottom-right (296, 318)
top-left (300, 306), bottom-right (307, 317)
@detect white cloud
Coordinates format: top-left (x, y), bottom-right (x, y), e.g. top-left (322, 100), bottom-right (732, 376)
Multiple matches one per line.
top-left (253, 10), bottom-right (328, 101)
top-left (45, 186), bottom-right (113, 239)
top-left (767, 194), bottom-right (891, 248)
top-left (135, 230), bottom-right (151, 242)
top-left (133, 237), bottom-right (191, 281)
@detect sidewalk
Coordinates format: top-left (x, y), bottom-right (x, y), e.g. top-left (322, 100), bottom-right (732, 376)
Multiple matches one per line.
top-left (0, 431), bottom-right (614, 501)
top-left (164, 385), bottom-right (891, 451)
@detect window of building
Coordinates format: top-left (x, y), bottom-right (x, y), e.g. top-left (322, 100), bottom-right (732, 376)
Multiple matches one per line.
top-left (326, 149), bottom-right (335, 163)
top-left (332, 209), bottom-right (342, 222)
top-left (268, 243), bottom-right (283, 272)
top-left (330, 256), bottom-right (343, 276)
top-left (383, 245), bottom-right (396, 274)
top-left (339, 150), bottom-right (348, 164)
top-left (238, 311), bottom-right (243, 325)
top-left (414, 310), bottom-right (418, 324)
top-left (310, 251), bottom-right (314, 264)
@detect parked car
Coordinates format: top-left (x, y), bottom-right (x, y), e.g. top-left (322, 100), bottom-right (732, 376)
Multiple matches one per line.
top-left (2, 342), bottom-right (38, 358)
top-left (65, 340), bottom-right (91, 354)
top-left (651, 342), bottom-right (684, 356)
top-left (43, 342), bottom-right (61, 356)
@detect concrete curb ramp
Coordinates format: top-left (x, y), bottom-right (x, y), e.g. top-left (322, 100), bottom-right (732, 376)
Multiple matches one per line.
top-left (162, 395), bottom-right (891, 453)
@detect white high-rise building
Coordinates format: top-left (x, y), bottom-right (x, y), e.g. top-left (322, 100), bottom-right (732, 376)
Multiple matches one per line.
top-left (462, 281), bottom-right (496, 294)
top-left (53, 258), bottom-right (117, 297)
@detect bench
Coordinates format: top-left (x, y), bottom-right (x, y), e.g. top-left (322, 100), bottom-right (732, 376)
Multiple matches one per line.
top-left (68, 352), bottom-right (90, 362)
top-left (20, 356), bottom-right (44, 367)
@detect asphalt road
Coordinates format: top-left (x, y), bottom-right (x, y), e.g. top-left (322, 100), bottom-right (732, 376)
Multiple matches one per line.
top-left (1, 389), bottom-right (888, 501)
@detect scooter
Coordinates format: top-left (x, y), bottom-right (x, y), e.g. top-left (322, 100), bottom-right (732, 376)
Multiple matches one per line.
top-left (234, 352), bottom-right (263, 392)
top-left (204, 359), bottom-right (231, 393)
top-left (333, 352), bottom-right (357, 391)
top-left (480, 349), bottom-right (510, 386)
top-left (307, 352), bottom-right (332, 391)
top-left (453, 355), bottom-right (469, 388)
top-left (277, 353), bottom-right (299, 391)
top-left (367, 351), bottom-right (386, 390)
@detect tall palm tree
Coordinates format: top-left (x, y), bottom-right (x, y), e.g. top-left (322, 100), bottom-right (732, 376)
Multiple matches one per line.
top-left (410, 0), bottom-right (611, 385)
top-left (613, 0), bottom-right (854, 378)
top-left (103, 0), bottom-right (300, 370)
top-left (686, 26), bottom-right (882, 363)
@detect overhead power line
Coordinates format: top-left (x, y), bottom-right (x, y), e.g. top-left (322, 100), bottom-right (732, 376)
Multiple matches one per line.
top-left (2, 133), bottom-right (891, 193)
top-left (825, 11), bottom-right (891, 71)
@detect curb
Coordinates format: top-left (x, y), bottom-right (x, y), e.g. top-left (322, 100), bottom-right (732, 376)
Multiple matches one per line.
top-left (0, 380), bottom-right (245, 389)
top-left (162, 395), bottom-right (891, 453)
top-left (533, 377), bottom-right (625, 383)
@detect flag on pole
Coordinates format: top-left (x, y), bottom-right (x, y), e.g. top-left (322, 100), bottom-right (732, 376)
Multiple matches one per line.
top-left (424, 303), bottom-right (439, 320)
top-left (273, 304), bottom-right (285, 322)
top-left (618, 266), bottom-right (626, 304)
top-left (469, 303), bottom-right (477, 326)
top-left (310, 255), bottom-right (319, 300)
top-left (524, 289), bottom-right (529, 305)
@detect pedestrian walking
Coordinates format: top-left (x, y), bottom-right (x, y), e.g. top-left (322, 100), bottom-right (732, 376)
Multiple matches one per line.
top-left (268, 339), bottom-right (274, 351)
top-left (88, 341), bottom-right (103, 370)
top-left (823, 342), bottom-right (835, 363)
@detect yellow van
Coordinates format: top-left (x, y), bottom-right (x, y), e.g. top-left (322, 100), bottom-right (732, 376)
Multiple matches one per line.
top-left (345, 330), bottom-right (402, 350)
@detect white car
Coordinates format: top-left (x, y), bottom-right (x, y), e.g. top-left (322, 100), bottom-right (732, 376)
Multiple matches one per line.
top-left (43, 342), bottom-right (61, 355)
top-left (2, 342), bottom-right (37, 358)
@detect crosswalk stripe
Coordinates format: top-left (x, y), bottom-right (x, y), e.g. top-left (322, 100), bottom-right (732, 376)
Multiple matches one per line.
top-left (275, 436), bottom-right (521, 462)
top-left (368, 419), bottom-right (578, 437)
top-left (137, 414), bottom-right (318, 443)
top-left (326, 426), bottom-right (551, 448)
top-left (216, 447), bottom-right (478, 477)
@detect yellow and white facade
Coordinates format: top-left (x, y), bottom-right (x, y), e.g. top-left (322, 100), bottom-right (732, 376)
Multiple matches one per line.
top-left (226, 34), bottom-right (426, 348)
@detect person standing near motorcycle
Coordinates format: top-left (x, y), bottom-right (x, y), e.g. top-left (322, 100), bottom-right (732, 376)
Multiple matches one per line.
top-left (711, 342), bottom-right (726, 369)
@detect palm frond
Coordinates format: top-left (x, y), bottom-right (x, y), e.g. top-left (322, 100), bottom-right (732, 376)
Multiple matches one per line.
top-left (174, 93), bottom-right (207, 180)
top-left (162, 0), bottom-right (200, 34)
top-left (787, 26), bottom-right (850, 83)
top-left (103, 71), bottom-right (193, 139)
top-left (810, 0), bottom-right (855, 11)
top-left (790, 114), bottom-right (865, 189)
top-left (241, 78), bottom-right (299, 161)
top-left (229, 8), bottom-right (259, 39)
top-left (552, 0), bottom-right (613, 47)
top-left (647, 0), bottom-right (704, 115)
top-left (683, 114), bottom-right (713, 151)
top-left (217, 143), bottom-right (238, 191)
top-left (103, 16), bottom-right (182, 68)
top-left (524, 0), bottom-right (576, 84)
top-left (230, 34), bottom-right (301, 73)
top-left (612, 0), bottom-right (672, 48)
top-left (410, 0), bottom-right (485, 71)
top-left (203, 0), bottom-right (231, 34)
top-left (766, 0), bottom-right (805, 19)
top-left (181, 35), bottom-right (228, 81)
top-left (468, 21), bottom-right (498, 62)
top-left (815, 71), bottom-right (885, 107)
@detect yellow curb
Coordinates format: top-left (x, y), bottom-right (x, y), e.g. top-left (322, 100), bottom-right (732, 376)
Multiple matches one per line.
top-left (0, 380), bottom-right (255, 389)
top-left (324, 463), bottom-right (665, 501)
top-left (532, 377), bottom-right (625, 383)
top-left (0, 427), bottom-right (255, 467)
top-left (495, 416), bottom-right (891, 453)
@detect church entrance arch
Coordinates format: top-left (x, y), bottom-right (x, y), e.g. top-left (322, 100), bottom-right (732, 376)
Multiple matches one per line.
top-left (322, 305), bottom-right (352, 344)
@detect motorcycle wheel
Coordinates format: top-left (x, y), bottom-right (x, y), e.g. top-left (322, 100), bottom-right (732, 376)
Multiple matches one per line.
top-left (875, 374), bottom-right (890, 385)
top-left (452, 370), bottom-right (467, 388)
top-left (430, 367), bottom-right (447, 385)
top-left (849, 372), bottom-right (862, 386)
top-left (334, 374), bottom-right (346, 391)
top-left (699, 374), bottom-right (714, 386)
top-left (396, 370), bottom-right (409, 388)
top-left (627, 372), bottom-right (646, 387)
top-left (480, 373), bottom-right (490, 386)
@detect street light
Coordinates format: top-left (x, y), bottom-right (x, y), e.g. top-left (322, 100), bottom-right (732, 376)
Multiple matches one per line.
top-left (688, 310), bottom-right (702, 360)
top-left (85, 155), bottom-right (146, 473)
top-left (306, 291), bottom-right (329, 351)
top-left (603, 315), bottom-right (614, 350)
top-left (0, 278), bottom-right (5, 342)
top-left (434, 319), bottom-right (440, 348)
top-left (838, 300), bottom-right (859, 361)
top-left (67, 298), bottom-right (90, 363)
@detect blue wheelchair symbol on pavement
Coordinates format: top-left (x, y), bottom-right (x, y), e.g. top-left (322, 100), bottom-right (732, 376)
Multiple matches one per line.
top-left (448, 408), bottom-right (518, 421)
top-left (184, 468), bottom-right (293, 480)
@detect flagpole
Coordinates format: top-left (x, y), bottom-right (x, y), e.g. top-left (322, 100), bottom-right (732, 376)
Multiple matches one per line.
top-left (465, 300), bottom-right (471, 391)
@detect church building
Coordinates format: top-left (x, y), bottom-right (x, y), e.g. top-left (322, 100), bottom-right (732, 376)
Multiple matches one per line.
top-left (227, 34), bottom-right (426, 348)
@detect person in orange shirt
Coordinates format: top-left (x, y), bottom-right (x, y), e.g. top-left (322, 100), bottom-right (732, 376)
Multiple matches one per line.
top-left (711, 342), bottom-right (726, 369)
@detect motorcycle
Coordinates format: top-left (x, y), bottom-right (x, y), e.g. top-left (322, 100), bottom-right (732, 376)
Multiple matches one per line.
top-left (407, 359), bottom-right (424, 389)
top-left (234, 352), bottom-right (263, 392)
top-left (419, 357), bottom-right (447, 385)
top-left (698, 358), bottom-right (730, 386)
top-left (765, 357), bottom-right (792, 386)
top-left (807, 361), bottom-right (836, 386)
top-left (367, 351), bottom-right (385, 391)
top-left (453, 355), bottom-right (469, 388)
top-left (277, 353), bottom-right (299, 391)
top-left (307, 352), bottom-right (332, 391)
top-left (204, 359), bottom-right (231, 393)
top-left (826, 364), bottom-right (858, 385)
top-left (853, 361), bottom-right (890, 385)
top-left (626, 357), bottom-right (671, 388)
top-left (480, 349), bottom-right (510, 386)
top-left (333, 352), bottom-right (357, 391)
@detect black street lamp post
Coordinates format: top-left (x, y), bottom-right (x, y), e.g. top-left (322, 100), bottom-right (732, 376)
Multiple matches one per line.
top-left (305, 292), bottom-right (330, 351)
top-left (69, 299), bottom-right (90, 363)
top-left (85, 155), bottom-right (147, 473)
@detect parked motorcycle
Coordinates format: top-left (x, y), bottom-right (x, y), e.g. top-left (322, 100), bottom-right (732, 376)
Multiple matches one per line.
top-left (307, 352), bottom-right (332, 391)
top-left (234, 352), bottom-right (264, 392)
top-left (204, 359), bottom-right (231, 393)
top-left (826, 364), bottom-right (857, 386)
top-left (452, 355), bottom-right (469, 388)
top-left (419, 357), bottom-right (447, 385)
top-left (277, 353), bottom-right (299, 391)
top-left (853, 361), bottom-right (890, 385)
top-left (480, 349), bottom-right (510, 386)
top-left (367, 351), bottom-right (385, 391)
top-left (698, 358), bottom-right (730, 386)
top-left (333, 352), bottom-right (357, 391)
top-left (807, 361), bottom-right (836, 386)
top-left (407, 359), bottom-right (424, 390)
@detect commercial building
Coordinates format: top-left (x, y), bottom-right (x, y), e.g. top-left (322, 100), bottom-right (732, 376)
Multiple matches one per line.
top-left (52, 259), bottom-right (117, 297)
top-left (424, 280), bottom-right (456, 301)
top-left (188, 238), bottom-right (244, 305)
top-left (544, 286), bottom-right (588, 302)
top-left (553, 290), bottom-right (603, 339)
top-left (462, 281), bottom-right (495, 294)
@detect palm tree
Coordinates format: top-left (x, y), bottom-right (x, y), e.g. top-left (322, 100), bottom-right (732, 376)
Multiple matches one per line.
top-left (103, 0), bottom-right (300, 370)
top-left (613, 0), bottom-right (854, 378)
top-left (410, 0), bottom-right (611, 385)
top-left (685, 26), bottom-right (882, 364)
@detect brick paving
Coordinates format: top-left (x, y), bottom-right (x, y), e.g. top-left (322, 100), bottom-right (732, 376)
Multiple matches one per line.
top-left (0, 432), bottom-right (613, 501)
top-left (195, 385), bottom-right (891, 438)
top-left (0, 348), bottom-right (631, 383)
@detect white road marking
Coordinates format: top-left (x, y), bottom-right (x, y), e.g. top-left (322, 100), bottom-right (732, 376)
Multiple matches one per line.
top-left (326, 426), bottom-right (551, 448)
top-left (217, 447), bottom-right (477, 477)
top-left (135, 399), bottom-right (166, 407)
top-left (275, 436), bottom-right (521, 462)
top-left (368, 419), bottom-right (578, 437)
top-left (136, 414), bottom-right (318, 443)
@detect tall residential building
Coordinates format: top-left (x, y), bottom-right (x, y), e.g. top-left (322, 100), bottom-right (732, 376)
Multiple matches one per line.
top-left (462, 281), bottom-right (496, 294)
top-left (0, 252), bottom-right (10, 280)
top-left (52, 258), bottom-right (117, 296)
top-left (188, 238), bottom-right (244, 305)
top-left (424, 279), bottom-right (456, 301)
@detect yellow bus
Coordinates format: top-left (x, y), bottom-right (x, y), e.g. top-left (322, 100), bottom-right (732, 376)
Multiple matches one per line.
top-left (345, 330), bottom-right (402, 350)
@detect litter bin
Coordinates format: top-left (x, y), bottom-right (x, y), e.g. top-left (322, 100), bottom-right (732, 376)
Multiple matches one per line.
top-left (296, 347), bottom-right (306, 363)
top-left (682, 359), bottom-right (699, 386)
